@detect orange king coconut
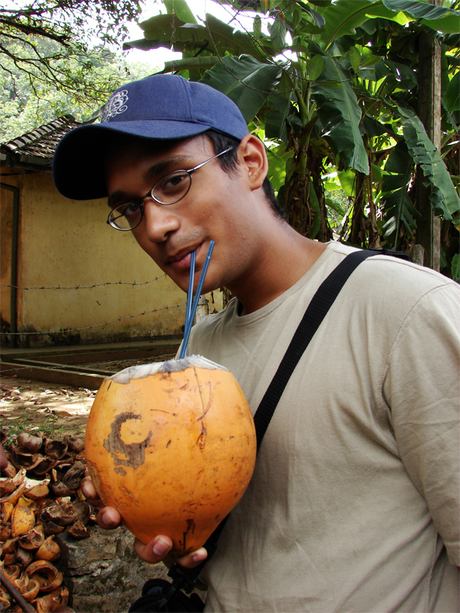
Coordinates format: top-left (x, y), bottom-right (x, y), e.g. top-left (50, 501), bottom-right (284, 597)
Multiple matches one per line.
top-left (85, 355), bottom-right (257, 556)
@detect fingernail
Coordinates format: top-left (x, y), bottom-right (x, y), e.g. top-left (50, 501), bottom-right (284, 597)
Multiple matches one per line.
top-left (152, 539), bottom-right (169, 556)
top-left (100, 512), bottom-right (111, 527)
top-left (192, 550), bottom-right (206, 564)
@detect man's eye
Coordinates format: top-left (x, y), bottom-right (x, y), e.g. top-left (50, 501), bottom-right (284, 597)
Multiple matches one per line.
top-left (162, 172), bottom-right (188, 193)
top-left (121, 202), bottom-right (141, 217)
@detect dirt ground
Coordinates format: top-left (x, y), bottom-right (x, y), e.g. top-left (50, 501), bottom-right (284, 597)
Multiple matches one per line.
top-left (1, 353), bottom-right (176, 448)
top-left (1, 373), bottom-right (95, 447)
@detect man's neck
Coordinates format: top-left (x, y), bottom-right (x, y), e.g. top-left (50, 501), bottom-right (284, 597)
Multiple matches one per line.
top-left (231, 229), bottom-right (328, 316)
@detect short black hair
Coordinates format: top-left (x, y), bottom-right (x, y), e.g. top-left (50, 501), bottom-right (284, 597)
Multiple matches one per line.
top-left (204, 130), bottom-right (285, 220)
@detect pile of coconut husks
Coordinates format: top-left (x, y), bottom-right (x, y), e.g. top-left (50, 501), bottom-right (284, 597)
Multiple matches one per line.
top-left (1, 430), bottom-right (93, 613)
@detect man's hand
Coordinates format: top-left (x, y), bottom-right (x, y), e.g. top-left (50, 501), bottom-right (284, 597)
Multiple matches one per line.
top-left (81, 476), bottom-right (208, 568)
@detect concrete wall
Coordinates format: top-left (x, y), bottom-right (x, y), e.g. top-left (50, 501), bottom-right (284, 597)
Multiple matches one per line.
top-left (1, 169), bottom-right (223, 348)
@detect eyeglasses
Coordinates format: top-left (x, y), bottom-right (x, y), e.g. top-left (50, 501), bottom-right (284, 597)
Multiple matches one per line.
top-left (107, 146), bottom-right (234, 231)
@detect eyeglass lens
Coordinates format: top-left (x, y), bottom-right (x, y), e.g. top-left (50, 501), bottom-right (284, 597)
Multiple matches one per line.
top-left (107, 146), bottom-right (234, 231)
top-left (107, 171), bottom-right (192, 230)
top-left (108, 203), bottom-right (143, 230)
top-left (152, 171), bottom-right (192, 205)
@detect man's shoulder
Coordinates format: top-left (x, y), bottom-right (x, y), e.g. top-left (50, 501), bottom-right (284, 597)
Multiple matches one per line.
top-left (327, 241), bottom-right (459, 295)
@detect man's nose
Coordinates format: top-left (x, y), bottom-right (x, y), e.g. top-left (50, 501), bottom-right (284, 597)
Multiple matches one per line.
top-left (142, 199), bottom-right (180, 241)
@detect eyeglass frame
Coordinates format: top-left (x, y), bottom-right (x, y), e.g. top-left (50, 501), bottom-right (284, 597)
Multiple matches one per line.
top-left (106, 146), bottom-right (235, 231)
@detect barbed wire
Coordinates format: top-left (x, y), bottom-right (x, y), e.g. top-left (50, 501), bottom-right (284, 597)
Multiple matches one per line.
top-left (0, 273), bottom-right (168, 291)
top-left (0, 302), bottom-right (187, 336)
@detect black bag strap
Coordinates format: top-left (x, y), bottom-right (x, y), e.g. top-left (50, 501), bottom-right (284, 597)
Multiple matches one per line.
top-left (254, 247), bottom-right (379, 448)
top-left (169, 248), bottom-right (381, 597)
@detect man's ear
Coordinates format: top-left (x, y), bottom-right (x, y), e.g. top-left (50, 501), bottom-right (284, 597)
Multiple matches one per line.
top-left (238, 134), bottom-right (268, 191)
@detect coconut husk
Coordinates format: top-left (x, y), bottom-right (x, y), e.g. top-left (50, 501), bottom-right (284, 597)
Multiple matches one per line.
top-left (15, 545), bottom-right (35, 567)
top-left (2, 461), bottom-right (17, 478)
top-left (41, 519), bottom-right (66, 537)
top-left (11, 504), bottom-right (36, 537)
top-left (0, 501), bottom-right (14, 523)
top-left (0, 524), bottom-right (11, 541)
top-left (62, 462), bottom-right (86, 490)
top-left (43, 440), bottom-right (68, 461)
top-left (22, 577), bottom-right (40, 602)
top-left (63, 435), bottom-right (85, 454)
top-left (49, 481), bottom-right (73, 498)
top-left (18, 524), bottom-right (45, 550)
top-left (0, 468), bottom-right (26, 499)
top-left (28, 457), bottom-right (57, 478)
top-left (33, 585), bottom-right (69, 613)
top-left (39, 500), bottom-right (78, 527)
top-left (35, 536), bottom-right (61, 562)
top-left (17, 433), bottom-right (43, 454)
top-left (66, 520), bottom-right (91, 540)
top-left (26, 560), bottom-right (63, 593)
top-left (1, 431), bottom-right (95, 611)
top-left (10, 448), bottom-right (44, 471)
top-left (24, 479), bottom-right (50, 501)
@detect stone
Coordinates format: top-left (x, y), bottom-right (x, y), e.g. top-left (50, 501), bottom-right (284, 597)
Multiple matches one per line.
top-left (56, 525), bottom-right (167, 613)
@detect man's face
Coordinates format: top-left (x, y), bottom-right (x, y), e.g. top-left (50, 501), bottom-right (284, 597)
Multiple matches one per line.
top-left (105, 135), bottom-right (257, 296)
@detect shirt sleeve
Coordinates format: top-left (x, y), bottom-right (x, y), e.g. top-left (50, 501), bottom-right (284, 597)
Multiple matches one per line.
top-left (383, 283), bottom-right (460, 566)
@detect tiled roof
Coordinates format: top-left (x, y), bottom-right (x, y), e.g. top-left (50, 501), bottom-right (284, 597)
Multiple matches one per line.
top-left (1, 115), bottom-right (82, 166)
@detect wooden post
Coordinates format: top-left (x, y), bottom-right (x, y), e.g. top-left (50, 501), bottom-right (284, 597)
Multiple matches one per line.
top-left (415, 0), bottom-right (442, 270)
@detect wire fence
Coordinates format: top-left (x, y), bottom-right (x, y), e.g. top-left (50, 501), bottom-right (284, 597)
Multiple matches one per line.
top-left (0, 274), bottom-right (187, 340)
top-left (0, 274), bottom-right (168, 291)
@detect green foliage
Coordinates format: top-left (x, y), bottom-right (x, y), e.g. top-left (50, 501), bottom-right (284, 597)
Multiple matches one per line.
top-left (128, 0), bottom-right (460, 276)
top-left (0, 39), bottom-right (154, 142)
top-left (0, 0), bottom-right (144, 104)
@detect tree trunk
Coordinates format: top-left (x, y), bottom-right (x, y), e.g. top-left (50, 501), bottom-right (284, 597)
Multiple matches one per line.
top-left (415, 0), bottom-right (442, 270)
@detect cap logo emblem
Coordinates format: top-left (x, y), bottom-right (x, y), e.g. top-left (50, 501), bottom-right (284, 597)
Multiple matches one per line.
top-left (102, 90), bottom-right (129, 122)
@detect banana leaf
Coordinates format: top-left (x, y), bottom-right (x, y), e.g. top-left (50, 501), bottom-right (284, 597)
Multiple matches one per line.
top-left (313, 57), bottom-right (369, 175)
top-left (200, 55), bottom-right (281, 124)
top-left (125, 13), bottom-right (268, 60)
top-left (163, 56), bottom-right (219, 74)
top-left (162, 0), bottom-right (197, 24)
top-left (265, 93), bottom-right (293, 142)
top-left (398, 106), bottom-right (460, 220)
top-left (444, 72), bottom-right (460, 113)
top-left (317, 0), bottom-right (460, 50)
top-left (317, 0), bottom-right (397, 49)
top-left (380, 141), bottom-right (420, 248)
top-left (383, 0), bottom-right (460, 33)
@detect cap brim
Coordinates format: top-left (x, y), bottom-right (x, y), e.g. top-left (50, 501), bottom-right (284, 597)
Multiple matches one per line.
top-left (52, 120), bottom-right (213, 200)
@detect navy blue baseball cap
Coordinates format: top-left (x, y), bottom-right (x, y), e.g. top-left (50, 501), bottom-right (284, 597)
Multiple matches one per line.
top-left (52, 74), bottom-right (249, 200)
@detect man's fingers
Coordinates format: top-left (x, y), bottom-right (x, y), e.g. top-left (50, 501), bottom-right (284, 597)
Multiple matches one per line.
top-left (96, 506), bottom-right (122, 530)
top-left (134, 536), bottom-right (173, 564)
top-left (175, 547), bottom-right (208, 569)
top-left (133, 537), bottom-right (207, 568)
top-left (81, 477), bottom-right (208, 569)
top-left (81, 476), bottom-right (98, 500)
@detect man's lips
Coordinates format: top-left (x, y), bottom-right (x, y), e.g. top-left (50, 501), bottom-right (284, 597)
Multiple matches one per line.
top-left (167, 245), bottom-right (202, 271)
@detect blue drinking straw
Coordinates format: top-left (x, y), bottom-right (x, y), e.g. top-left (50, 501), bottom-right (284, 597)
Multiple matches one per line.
top-left (185, 250), bottom-right (196, 326)
top-left (179, 241), bottom-right (215, 359)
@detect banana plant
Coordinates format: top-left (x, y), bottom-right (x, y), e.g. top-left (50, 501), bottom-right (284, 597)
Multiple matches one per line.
top-left (125, 0), bottom-right (460, 278)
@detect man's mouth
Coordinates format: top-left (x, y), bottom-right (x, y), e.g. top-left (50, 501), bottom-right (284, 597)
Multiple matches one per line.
top-left (167, 245), bottom-right (202, 271)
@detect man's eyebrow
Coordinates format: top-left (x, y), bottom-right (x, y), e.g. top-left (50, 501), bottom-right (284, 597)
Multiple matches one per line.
top-left (144, 155), bottom-right (192, 181)
top-left (107, 154), bottom-right (194, 208)
top-left (107, 190), bottom-right (127, 208)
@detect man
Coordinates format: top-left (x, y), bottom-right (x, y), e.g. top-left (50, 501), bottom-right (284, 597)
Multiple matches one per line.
top-left (53, 74), bottom-right (459, 612)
